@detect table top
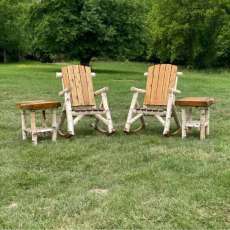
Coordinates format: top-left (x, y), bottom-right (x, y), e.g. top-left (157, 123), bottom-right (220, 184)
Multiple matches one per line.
top-left (175, 97), bottom-right (215, 107)
top-left (16, 100), bottom-right (61, 110)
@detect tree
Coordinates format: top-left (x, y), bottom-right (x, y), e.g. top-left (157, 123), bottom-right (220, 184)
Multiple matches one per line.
top-left (29, 0), bottom-right (147, 65)
top-left (0, 0), bottom-right (32, 62)
top-left (147, 0), bottom-right (228, 68)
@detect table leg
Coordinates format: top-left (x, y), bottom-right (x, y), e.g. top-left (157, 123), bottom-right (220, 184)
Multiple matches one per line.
top-left (205, 108), bottom-right (210, 136)
top-left (31, 111), bottom-right (37, 145)
top-left (182, 108), bottom-right (187, 139)
top-left (52, 109), bottom-right (57, 142)
top-left (200, 109), bottom-right (206, 140)
top-left (21, 110), bottom-right (27, 140)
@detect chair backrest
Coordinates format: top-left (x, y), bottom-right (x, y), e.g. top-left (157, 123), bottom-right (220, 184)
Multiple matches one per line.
top-left (62, 65), bottom-right (96, 107)
top-left (144, 64), bottom-right (178, 106)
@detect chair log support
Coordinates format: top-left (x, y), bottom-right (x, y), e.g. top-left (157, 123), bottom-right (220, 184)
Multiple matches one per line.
top-left (124, 66), bottom-right (182, 136)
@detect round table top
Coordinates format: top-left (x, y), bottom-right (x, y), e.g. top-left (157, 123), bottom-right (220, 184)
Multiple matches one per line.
top-left (16, 100), bottom-right (61, 110)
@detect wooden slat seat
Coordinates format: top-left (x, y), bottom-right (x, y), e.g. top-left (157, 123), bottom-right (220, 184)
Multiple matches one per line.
top-left (175, 97), bottom-right (215, 107)
top-left (16, 100), bottom-right (61, 110)
top-left (135, 108), bottom-right (165, 112)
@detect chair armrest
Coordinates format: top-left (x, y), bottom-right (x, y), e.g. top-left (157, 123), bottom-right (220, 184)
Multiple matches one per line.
top-left (91, 72), bottom-right (96, 77)
top-left (94, 87), bottom-right (109, 96)
top-left (56, 72), bottom-right (62, 78)
top-left (177, 72), bottom-right (183, 76)
top-left (170, 88), bottom-right (181, 94)
top-left (130, 87), bottom-right (146, 94)
top-left (59, 88), bottom-right (70, 96)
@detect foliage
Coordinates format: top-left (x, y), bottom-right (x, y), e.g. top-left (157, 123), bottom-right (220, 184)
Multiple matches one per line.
top-left (147, 0), bottom-right (229, 68)
top-left (28, 0), bottom-right (147, 64)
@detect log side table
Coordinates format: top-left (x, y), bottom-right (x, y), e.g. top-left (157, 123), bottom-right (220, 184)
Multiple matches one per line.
top-left (16, 100), bottom-right (61, 145)
top-left (175, 97), bottom-right (215, 140)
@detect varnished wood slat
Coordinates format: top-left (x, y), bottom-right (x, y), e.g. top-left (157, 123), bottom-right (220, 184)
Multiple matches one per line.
top-left (150, 64), bottom-right (161, 105)
top-left (168, 65), bottom-right (177, 94)
top-left (16, 100), bottom-right (61, 110)
top-left (144, 66), bottom-right (154, 105)
top-left (79, 65), bottom-right (90, 105)
top-left (85, 66), bottom-right (96, 105)
top-left (72, 65), bottom-right (85, 106)
top-left (162, 64), bottom-right (172, 104)
top-left (62, 67), bottom-right (72, 102)
top-left (155, 64), bottom-right (166, 105)
top-left (175, 97), bottom-right (215, 107)
top-left (67, 66), bottom-right (79, 106)
top-left (144, 64), bottom-right (178, 106)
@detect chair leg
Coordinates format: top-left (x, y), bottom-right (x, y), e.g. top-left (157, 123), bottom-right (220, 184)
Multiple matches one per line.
top-left (31, 111), bottom-right (37, 145)
top-left (124, 92), bottom-right (139, 132)
top-left (101, 92), bottom-right (114, 134)
top-left (163, 93), bottom-right (174, 136)
top-left (21, 110), bottom-right (27, 140)
top-left (52, 109), bottom-right (57, 142)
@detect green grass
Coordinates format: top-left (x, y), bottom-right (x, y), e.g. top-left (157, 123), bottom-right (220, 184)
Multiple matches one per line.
top-left (0, 61), bottom-right (229, 229)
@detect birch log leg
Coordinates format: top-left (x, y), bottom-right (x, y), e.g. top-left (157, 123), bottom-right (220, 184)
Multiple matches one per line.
top-left (163, 93), bottom-right (174, 136)
top-left (200, 109), bottom-right (206, 140)
top-left (57, 110), bottom-right (66, 131)
top-left (101, 92), bottom-right (114, 133)
top-left (205, 108), bottom-right (210, 136)
top-left (52, 109), bottom-right (57, 142)
top-left (65, 92), bottom-right (74, 135)
top-left (21, 110), bottom-right (27, 140)
top-left (124, 92), bottom-right (138, 132)
top-left (181, 108), bottom-right (187, 139)
top-left (31, 111), bottom-right (37, 145)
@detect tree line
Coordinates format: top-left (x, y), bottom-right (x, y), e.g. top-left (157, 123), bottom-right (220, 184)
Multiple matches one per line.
top-left (0, 0), bottom-right (229, 68)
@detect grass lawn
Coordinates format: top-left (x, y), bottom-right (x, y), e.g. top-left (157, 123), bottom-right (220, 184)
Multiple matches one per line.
top-left (0, 61), bottom-right (229, 229)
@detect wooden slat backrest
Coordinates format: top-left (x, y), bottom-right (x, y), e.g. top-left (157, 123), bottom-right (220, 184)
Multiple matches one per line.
top-left (144, 64), bottom-right (178, 106)
top-left (62, 65), bottom-right (96, 107)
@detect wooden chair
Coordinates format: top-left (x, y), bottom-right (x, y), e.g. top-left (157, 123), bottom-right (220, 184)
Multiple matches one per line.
top-left (124, 64), bottom-right (182, 136)
top-left (56, 65), bottom-right (115, 136)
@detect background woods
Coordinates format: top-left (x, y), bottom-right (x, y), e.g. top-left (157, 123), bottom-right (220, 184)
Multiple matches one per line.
top-left (0, 0), bottom-right (229, 67)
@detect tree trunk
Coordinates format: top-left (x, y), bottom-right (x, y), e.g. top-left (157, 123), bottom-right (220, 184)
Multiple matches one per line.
top-left (3, 49), bottom-right (7, 63)
top-left (80, 56), bottom-right (92, 66)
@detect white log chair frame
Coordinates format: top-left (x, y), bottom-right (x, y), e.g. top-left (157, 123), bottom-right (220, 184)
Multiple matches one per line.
top-left (124, 69), bottom-right (183, 136)
top-left (56, 71), bottom-right (115, 137)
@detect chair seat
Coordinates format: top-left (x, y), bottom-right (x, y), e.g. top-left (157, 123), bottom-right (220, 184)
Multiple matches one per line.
top-left (135, 108), bottom-right (165, 112)
top-left (175, 97), bottom-right (215, 107)
top-left (73, 108), bottom-right (104, 112)
top-left (16, 100), bottom-right (61, 110)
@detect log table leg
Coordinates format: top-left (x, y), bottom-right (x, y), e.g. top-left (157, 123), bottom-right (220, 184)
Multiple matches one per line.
top-left (205, 108), bottom-right (210, 136)
top-left (52, 109), bottom-right (57, 142)
top-left (21, 110), bottom-right (27, 140)
top-left (181, 108), bottom-right (187, 139)
top-left (200, 109), bottom-right (206, 140)
top-left (31, 111), bottom-right (38, 145)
